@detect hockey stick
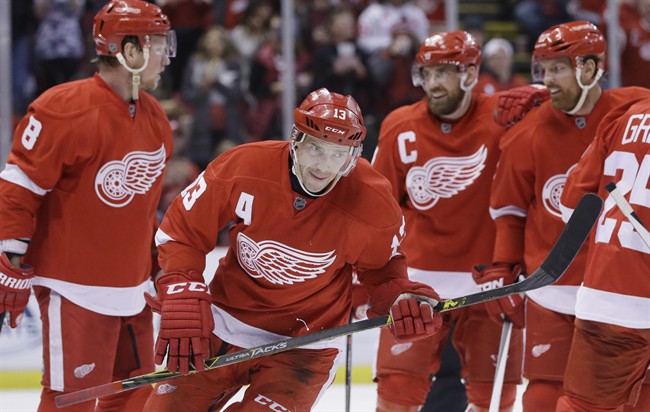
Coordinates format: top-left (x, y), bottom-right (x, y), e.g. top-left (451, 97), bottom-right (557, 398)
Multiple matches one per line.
top-left (55, 193), bottom-right (602, 409)
top-left (345, 312), bottom-right (353, 412)
top-left (605, 182), bottom-right (650, 248)
top-left (489, 320), bottom-right (513, 412)
top-left (0, 312), bottom-right (5, 332)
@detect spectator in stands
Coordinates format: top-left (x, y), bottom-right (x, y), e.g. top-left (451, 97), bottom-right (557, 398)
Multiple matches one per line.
top-left (33, 0), bottom-right (85, 96)
top-left (619, 0), bottom-right (650, 88)
top-left (181, 25), bottom-right (246, 169)
top-left (158, 0), bottom-right (215, 92)
top-left (476, 37), bottom-right (528, 96)
top-left (247, 14), bottom-right (312, 141)
top-left (310, 7), bottom-right (369, 106)
top-left (514, 0), bottom-right (572, 45)
top-left (11, 0), bottom-right (37, 117)
top-left (357, 0), bottom-right (427, 121)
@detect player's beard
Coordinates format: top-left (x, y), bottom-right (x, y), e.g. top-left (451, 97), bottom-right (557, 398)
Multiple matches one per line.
top-left (426, 87), bottom-right (465, 117)
top-left (548, 84), bottom-right (581, 112)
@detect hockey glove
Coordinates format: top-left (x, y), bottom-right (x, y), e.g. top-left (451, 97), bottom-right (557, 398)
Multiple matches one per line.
top-left (366, 278), bottom-right (443, 342)
top-left (472, 263), bottom-right (525, 328)
top-left (144, 272), bottom-right (214, 375)
top-left (494, 84), bottom-right (549, 127)
top-left (0, 253), bottom-right (35, 328)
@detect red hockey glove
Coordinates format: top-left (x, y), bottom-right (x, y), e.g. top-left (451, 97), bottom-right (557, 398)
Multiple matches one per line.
top-left (472, 263), bottom-right (525, 328)
top-left (494, 85), bottom-right (549, 127)
top-left (0, 253), bottom-right (35, 328)
top-left (144, 272), bottom-right (214, 375)
top-left (366, 279), bottom-right (443, 342)
top-left (351, 283), bottom-right (370, 320)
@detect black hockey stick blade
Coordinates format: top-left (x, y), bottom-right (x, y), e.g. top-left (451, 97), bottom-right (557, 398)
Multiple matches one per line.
top-left (55, 193), bottom-right (602, 408)
top-left (0, 312), bottom-right (5, 332)
top-left (434, 193), bottom-right (602, 312)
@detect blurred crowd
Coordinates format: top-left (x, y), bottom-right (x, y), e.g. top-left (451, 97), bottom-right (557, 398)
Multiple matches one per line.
top-left (8, 0), bottom-right (650, 229)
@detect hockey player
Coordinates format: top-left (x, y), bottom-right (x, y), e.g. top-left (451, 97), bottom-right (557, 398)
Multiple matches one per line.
top-left (487, 20), bottom-right (650, 411)
top-left (370, 30), bottom-right (524, 412)
top-left (0, 0), bottom-right (174, 410)
top-left (557, 97), bottom-right (650, 412)
top-left (142, 88), bottom-right (444, 411)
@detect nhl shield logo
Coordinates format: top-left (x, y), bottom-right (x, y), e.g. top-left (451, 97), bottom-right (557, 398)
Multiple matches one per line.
top-left (440, 123), bottom-right (452, 133)
top-left (574, 117), bottom-right (586, 129)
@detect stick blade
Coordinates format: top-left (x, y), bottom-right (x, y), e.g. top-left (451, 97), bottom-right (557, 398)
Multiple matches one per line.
top-left (55, 382), bottom-right (123, 408)
top-left (539, 193), bottom-right (603, 280)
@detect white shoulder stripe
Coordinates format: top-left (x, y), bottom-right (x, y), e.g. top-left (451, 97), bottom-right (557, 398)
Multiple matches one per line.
top-left (489, 205), bottom-right (527, 220)
top-left (0, 164), bottom-right (49, 195)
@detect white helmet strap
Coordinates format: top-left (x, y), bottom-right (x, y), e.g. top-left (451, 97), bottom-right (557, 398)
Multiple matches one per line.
top-left (564, 66), bottom-right (604, 115)
top-left (115, 42), bottom-right (151, 101)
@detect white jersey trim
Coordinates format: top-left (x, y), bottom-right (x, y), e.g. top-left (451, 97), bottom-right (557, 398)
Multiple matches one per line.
top-left (526, 285), bottom-right (579, 315)
top-left (407, 268), bottom-right (480, 299)
top-left (489, 205), bottom-right (527, 220)
top-left (0, 164), bottom-right (49, 195)
top-left (155, 228), bottom-right (173, 246)
top-left (211, 305), bottom-right (346, 352)
top-left (33, 276), bottom-right (150, 316)
top-left (575, 285), bottom-right (650, 329)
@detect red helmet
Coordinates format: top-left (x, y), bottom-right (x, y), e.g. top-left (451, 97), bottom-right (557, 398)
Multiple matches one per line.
top-left (293, 88), bottom-right (366, 148)
top-left (93, 0), bottom-right (171, 57)
top-left (415, 31), bottom-right (481, 69)
top-left (533, 20), bottom-right (606, 66)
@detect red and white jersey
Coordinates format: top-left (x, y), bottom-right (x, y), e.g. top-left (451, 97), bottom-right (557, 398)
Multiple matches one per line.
top-left (0, 74), bottom-right (173, 315)
top-left (371, 95), bottom-right (503, 298)
top-left (490, 87), bottom-right (650, 314)
top-left (156, 141), bottom-right (407, 351)
top-left (560, 97), bottom-right (650, 329)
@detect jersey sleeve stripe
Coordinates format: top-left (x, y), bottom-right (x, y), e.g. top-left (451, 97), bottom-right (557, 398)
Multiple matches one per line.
top-left (0, 164), bottom-right (50, 195)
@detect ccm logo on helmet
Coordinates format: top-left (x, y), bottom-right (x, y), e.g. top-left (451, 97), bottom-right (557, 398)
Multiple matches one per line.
top-left (165, 281), bottom-right (208, 294)
top-left (325, 126), bottom-right (346, 135)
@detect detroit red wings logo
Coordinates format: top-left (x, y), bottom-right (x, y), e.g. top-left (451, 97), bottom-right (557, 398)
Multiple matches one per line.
top-left (236, 233), bottom-right (336, 285)
top-left (406, 145), bottom-right (487, 210)
top-left (94, 145), bottom-right (166, 207)
top-left (542, 164), bottom-right (576, 218)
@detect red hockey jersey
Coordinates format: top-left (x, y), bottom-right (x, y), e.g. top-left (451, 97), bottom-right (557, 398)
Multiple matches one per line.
top-left (0, 74), bottom-right (172, 314)
top-left (561, 97), bottom-right (650, 328)
top-left (490, 87), bottom-right (650, 314)
top-left (157, 141), bottom-right (407, 349)
top-left (371, 95), bottom-right (504, 298)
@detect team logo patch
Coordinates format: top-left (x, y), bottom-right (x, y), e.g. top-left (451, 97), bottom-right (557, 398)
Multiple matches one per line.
top-left (94, 145), bottom-right (166, 208)
top-left (405, 145), bottom-right (487, 210)
top-left (532, 343), bottom-right (552, 358)
top-left (390, 342), bottom-right (413, 356)
top-left (156, 383), bottom-right (177, 395)
top-left (236, 233), bottom-right (336, 285)
top-left (73, 363), bottom-right (95, 379)
top-left (542, 164), bottom-right (576, 218)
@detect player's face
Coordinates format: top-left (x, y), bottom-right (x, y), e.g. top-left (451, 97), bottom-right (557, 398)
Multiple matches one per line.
top-left (294, 134), bottom-right (353, 193)
top-left (140, 35), bottom-right (171, 91)
top-left (420, 64), bottom-right (465, 116)
top-left (538, 58), bottom-right (581, 111)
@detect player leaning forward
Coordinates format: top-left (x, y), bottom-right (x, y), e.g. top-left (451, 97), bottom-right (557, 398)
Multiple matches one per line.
top-left (0, 0), bottom-right (175, 410)
top-left (142, 88), bottom-right (444, 411)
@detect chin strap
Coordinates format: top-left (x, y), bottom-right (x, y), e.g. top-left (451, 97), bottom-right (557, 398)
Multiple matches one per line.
top-left (115, 46), bottom-right (150, 101)
top-left (564, 67), bottom-right (604, 115)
